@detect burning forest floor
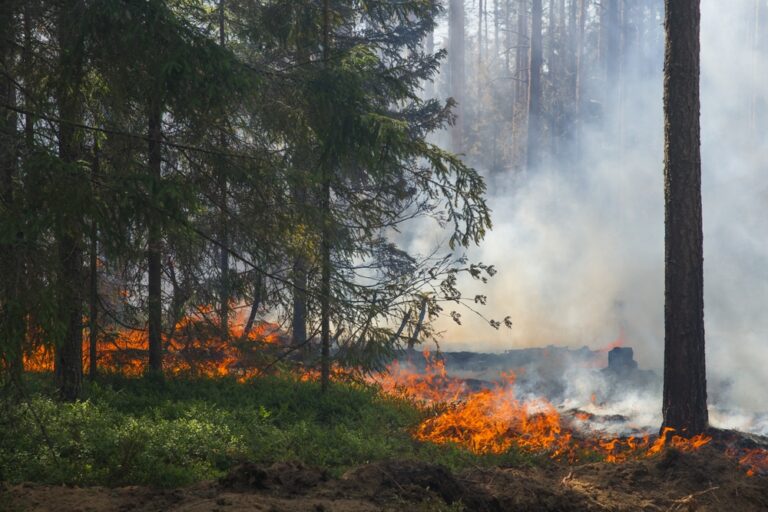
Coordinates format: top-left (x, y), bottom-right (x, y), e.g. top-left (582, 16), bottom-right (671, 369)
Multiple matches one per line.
top-left (4, 343), bottom-right (768, 511)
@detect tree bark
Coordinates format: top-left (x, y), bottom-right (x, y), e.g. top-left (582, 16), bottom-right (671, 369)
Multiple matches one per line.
top-left (661, 0), bottom-right (708, 436)
top-left (88, 219), bottom-right (98, 379)
top-left (526, 0), bottom-right (543, 170)
top-left (56, 233), bottom-right (83, 401)
top-left (147, 100), bottom-right (163, 376)
top-left (54, 0), bottom-right (85, 401)
top-left (0, 4), bottom-right (25, 382)
top-left (241, 275), bottom-right (262, 342)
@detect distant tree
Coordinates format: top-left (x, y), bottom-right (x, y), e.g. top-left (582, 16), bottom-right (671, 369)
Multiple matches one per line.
top-left (449, 0), bottom-right (466, 152)
top-left (661, 0), bottom-right (708, 436)
top-left (515, 0), bottom-right (529, 108)
top-left (526, 0), bottom-right (543, 170)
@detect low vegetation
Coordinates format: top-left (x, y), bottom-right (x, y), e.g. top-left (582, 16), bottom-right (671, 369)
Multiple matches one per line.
top-left (0, 375), bottom-right (533, 488)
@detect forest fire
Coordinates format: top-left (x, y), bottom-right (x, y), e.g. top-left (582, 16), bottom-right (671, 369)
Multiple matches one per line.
top-left (378, 351), bottom-right (714, 464)
top-left (23, 310), bottom-right (281, 381)
top-left (20, 326), bottom-right (768, 476)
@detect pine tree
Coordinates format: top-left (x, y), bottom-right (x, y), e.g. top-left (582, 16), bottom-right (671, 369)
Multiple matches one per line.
top-left (661, 0), bottom-right (708, 436)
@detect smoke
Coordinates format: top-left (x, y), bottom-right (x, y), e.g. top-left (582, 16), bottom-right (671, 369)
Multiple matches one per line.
top-left (416, 0), bottom-right (768, 425)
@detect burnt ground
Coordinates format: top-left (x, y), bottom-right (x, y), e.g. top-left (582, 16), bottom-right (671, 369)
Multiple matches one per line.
top-left (3, 447), bottom-right (768, 512)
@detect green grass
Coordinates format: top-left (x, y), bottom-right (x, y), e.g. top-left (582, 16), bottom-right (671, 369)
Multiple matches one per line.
top-left (0, 373), bottom-right (534, 488)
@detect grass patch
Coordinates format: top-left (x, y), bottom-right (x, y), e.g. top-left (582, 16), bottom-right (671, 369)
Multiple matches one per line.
top-left (0, 373), bottom-right (534, 487)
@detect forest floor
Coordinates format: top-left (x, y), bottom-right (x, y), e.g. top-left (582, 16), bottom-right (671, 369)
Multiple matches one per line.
top-left (3, 376), bottom-right (768, 511)
top-left (4, 447), bottom-right (768, 512)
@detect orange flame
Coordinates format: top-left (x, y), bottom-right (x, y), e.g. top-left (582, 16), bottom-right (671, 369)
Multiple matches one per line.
top-left (374, 352), bottom-right (712, 463)
top-left (23, 307), bottom-right (281, 382)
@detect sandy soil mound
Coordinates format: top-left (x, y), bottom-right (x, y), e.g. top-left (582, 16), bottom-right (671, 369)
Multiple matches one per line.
top-left (3, 448), bottom-right (767, 512)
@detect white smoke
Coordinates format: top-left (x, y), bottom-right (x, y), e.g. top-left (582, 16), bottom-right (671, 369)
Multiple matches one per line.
top-left (415, 0), bottom-right (768, 428)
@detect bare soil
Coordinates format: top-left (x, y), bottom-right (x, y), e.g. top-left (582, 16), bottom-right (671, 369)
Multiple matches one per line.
top-left (3, 448), bottom-right (767, 512)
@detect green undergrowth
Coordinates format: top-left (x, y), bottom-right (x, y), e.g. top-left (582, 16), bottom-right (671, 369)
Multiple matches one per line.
top-left (0, 373), bottom-right (535, 487)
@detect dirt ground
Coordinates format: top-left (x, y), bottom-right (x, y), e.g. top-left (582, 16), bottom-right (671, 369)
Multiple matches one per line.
top-left (3, 448), bottom-right (768, 512)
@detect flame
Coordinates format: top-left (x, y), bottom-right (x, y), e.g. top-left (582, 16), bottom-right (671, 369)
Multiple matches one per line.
top-left (23, 307), bottom-right (281, 381)
top-left (725, 447), bottom-right (768, 477)
top-left (24, 324), bottom-right (766, 474)
top-left (374, 351), bottom-right (712, 464)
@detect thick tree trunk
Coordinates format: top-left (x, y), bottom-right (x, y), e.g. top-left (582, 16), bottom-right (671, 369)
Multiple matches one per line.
top-left (54, 1), bottom-right (85, 401)
top-left (147, 101), bottom-right (163, 375)
top-left (56, 234), bottom-right (83, 401)
top-left (526, 0), bottom-right (543, 170)
top-left (449, 0), bottom-right (466, 152)
top-left (661, 0), bottom-right (708, 436)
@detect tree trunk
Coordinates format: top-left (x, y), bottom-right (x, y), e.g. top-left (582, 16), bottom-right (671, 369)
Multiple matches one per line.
top-left (515, 0), bottom-right (529, 105)
top-left (319, 175), bottom-right (331, 392)
top-left (147, 100), bottom-right (163, 376)
top-left (0, 5), bottom-right (24, 382)
top-left (599, 0), bottom-right (620, 129)
top-left (292, 256), bottom-right (308, 348)
top-left (574, 0), bottom-right (587, 147)
top-left (493, 0), bottom-right (500, 62)
top-left (526, 0), bottom-right (543, 170)
top-left (449, 0), bottom-right (466, 152)
top-left (23, 1), bottom-right (34, 147)
top-left (547, 0), bottom-right (558, 156)
top-left (599, 0), bottom-right (619, 80)
top-left (661, 0), bottom-right (708, 436)
top-left (241, 275), bottom-right (262, 341)
top-left (424, 28), bottom-right (435, 98)
top-left (88, 220), bottom-right (98, 379)
top-left (218, 0), bottom-right (230, 339)
top-left (478, 0), bottom-right (484, 69)
top-left (56, 234), bottom-right (83, 401)
top-left (54, 1), bottom-right (85, 401)
top-left (320, 0), bottom-right (332, 392)
top-left (750, 0), bottom-right (765, 138)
